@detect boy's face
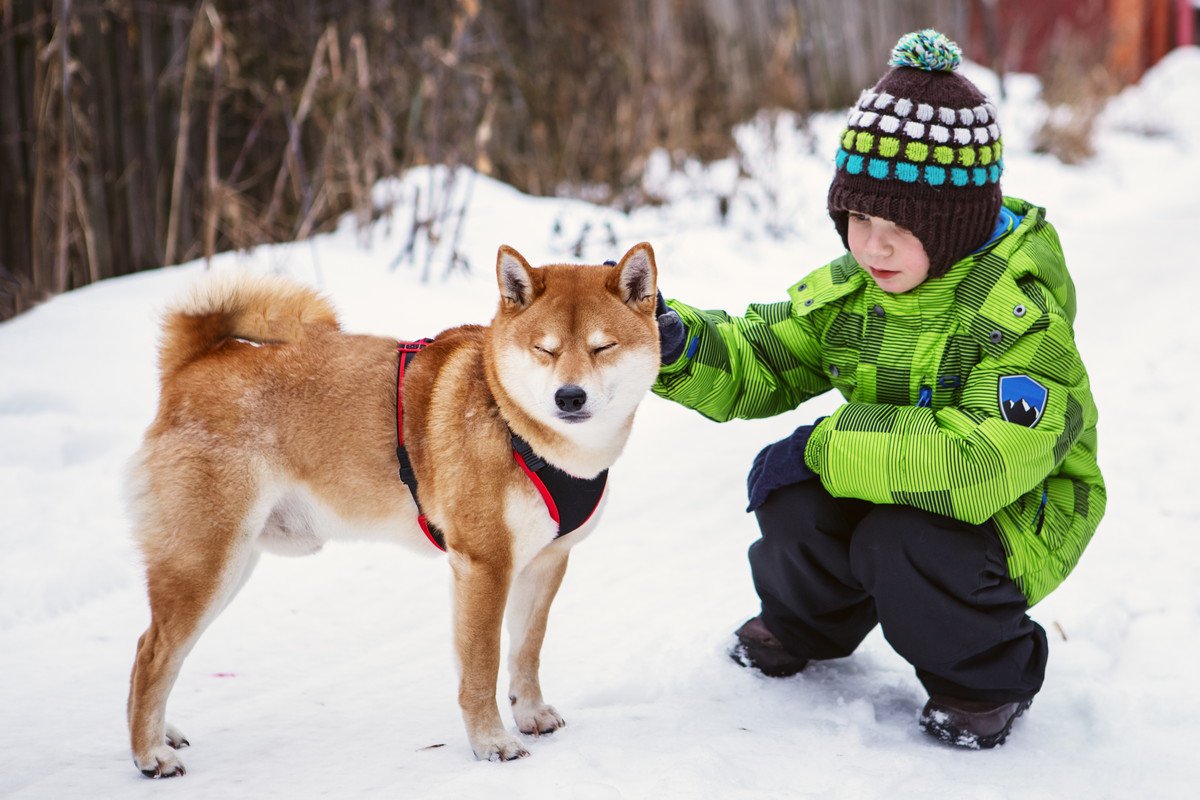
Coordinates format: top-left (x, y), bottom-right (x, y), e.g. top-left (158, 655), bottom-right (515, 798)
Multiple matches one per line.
top-left (846, 211), bottom-right (931, 293)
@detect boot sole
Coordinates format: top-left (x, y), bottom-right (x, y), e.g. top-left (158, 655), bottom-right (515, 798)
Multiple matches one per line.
top-left (728, 643), bottom-right (807, 678)
top-left (919, 698), bottom-right (1033, 750)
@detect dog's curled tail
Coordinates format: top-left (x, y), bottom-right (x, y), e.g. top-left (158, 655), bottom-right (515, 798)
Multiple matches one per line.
top-left (159, 273), bottom-right (339, 378)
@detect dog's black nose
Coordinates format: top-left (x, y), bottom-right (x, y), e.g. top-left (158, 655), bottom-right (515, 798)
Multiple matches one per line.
top-left (554, 385), bottom-right (587, 412)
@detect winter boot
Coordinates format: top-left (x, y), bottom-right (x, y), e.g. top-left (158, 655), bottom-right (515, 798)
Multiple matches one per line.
top-left (729, 615), bottom-right (808, 677)
top-left (919, 694), bottom-right (1033, 749)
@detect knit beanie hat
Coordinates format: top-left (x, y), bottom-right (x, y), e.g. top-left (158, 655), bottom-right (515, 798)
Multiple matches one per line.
top-left (827, 30), bottom-right (1003, 277)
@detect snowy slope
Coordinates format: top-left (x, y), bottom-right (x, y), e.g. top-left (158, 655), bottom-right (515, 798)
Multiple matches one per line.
top-left (2, 50), bottom-right (1199, 799)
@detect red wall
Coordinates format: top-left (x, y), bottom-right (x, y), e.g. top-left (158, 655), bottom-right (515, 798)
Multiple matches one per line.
top-left (966, 0), bottom-right (1181, 82)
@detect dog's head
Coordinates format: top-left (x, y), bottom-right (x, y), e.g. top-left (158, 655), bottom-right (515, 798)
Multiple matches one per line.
top-left (488, 243), bottom-right (660, 443)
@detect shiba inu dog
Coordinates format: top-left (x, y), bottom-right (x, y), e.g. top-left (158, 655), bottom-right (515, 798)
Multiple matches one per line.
top-left (125, 243), bottom-right (660, 776)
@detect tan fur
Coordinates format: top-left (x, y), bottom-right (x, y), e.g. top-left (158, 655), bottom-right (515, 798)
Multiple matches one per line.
top-left (125, 245), bottom-right (660, 776)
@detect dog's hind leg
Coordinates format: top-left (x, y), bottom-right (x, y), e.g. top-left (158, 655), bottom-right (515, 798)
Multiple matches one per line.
top-left (449, 547), bottom-right (529, 761)
top-left (127, 482), bottom-right (264, 778)
top-left (505, 547), bottom-right (569, 736)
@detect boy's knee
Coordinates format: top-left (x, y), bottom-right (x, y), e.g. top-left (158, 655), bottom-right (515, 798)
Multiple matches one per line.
top-left (753, 479), bottom-right (838, 543)
top-left (849, 504), bottom-right (1003, 591)
top-left (851, 505), bottom-right (950, 575)
top-left (850, 502), bottom-right (921, 549)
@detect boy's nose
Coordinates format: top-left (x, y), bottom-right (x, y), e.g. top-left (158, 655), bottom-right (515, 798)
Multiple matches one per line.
top-left (865, 235), bottom-right (892, 258)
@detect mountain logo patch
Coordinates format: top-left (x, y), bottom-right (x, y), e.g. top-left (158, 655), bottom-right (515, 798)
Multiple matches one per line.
top-left (998, 375), bottom-right (1047, 427)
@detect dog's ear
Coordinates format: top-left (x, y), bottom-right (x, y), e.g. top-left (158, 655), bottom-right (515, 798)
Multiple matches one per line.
top-left (496, 246), bottom-right (542, 310)
top-left (611, 242), bottom-right (657, 312)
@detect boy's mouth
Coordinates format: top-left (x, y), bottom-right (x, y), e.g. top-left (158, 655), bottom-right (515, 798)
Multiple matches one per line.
top-left (868, 266), bottom-right (900, 280)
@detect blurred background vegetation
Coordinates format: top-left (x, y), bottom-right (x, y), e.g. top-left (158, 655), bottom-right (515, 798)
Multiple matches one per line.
top-left (0, 0), bottom-right (1186, 319)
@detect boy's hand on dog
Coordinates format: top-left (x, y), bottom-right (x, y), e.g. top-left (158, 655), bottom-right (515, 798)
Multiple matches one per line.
top-left (655, 291), bottom-right (686, 365)
top-left (746, 421), bottom-right (825, 512)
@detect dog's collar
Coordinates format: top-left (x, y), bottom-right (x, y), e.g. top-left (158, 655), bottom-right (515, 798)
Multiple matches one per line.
top-left (395, 340), bottom-right (607, 552)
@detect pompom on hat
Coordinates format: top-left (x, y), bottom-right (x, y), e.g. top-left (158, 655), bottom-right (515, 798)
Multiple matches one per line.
top-left (827, 29), bottom-right (1004, 278)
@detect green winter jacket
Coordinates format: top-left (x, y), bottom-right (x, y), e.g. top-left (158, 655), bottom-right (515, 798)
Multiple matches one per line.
top-left (654, 197), bottom-right (1104, 605)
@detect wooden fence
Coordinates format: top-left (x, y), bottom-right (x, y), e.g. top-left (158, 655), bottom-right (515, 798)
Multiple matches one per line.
top-left (0, 0), bottom-right (966, 319)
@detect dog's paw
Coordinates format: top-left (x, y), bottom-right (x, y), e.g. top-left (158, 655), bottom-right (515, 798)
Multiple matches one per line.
top-left (471, 732), bottom-right (530, 762)
top-left (135, 746), bottom-right (187, 778)
top-left (513, 701), bottom-right (565, 736)
top-left (165, 723), bottom-right (190, 749)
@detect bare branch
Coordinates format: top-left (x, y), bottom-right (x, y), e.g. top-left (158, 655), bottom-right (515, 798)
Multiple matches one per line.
top-left (164, 0), bottom-right (208, 265)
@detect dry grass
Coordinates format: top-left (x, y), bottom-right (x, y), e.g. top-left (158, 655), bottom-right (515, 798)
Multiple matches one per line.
top-left (1032, 25), bottom-right (1119, 165)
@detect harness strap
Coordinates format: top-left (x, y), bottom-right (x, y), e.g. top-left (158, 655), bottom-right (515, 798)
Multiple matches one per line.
top-left (511, 434), bottom-right (559, 525)
top-left (512, 433), bottom-right (608, 536)
top-left (395, 339), bottom-right (446, 551)
top-left (395, 341), bottom-right (608, 553)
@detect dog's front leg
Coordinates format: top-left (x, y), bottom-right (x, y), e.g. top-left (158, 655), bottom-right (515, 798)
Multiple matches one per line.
top-left (449, 549), bottom-right (528, 761)
top-left (506, 547), bottom-right (569, 736)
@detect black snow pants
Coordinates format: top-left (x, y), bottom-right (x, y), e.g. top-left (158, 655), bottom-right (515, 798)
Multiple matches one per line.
top-left (749, 479), bottom-right (1047, 703)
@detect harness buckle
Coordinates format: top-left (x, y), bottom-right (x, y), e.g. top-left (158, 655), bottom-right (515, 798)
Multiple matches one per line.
top-left (510, 434), bottom-right (546, 472)
top-left (396, 445), bottom-right (418, 487)
top-left (396, 338), bottom-right (434, 355)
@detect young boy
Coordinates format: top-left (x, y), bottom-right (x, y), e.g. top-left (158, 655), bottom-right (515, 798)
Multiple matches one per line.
top-left (653, 30), bottom-right (1104, 749)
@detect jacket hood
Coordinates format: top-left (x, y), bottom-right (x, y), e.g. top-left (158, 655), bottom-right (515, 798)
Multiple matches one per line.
top-left (994, 197), bottom-right (1076, 324)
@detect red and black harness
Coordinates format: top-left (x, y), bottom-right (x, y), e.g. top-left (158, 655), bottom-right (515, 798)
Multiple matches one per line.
top-left (395, 340), bottom-right (608, 552)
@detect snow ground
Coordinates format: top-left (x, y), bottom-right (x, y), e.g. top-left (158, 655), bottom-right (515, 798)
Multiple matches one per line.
top-left (2, 49), bottom-right (1199, 799)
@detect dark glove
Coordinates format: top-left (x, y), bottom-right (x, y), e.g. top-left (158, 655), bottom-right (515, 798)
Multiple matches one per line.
top-left (746, 421), bottom-right (823, 512)
top-left (655, 291), bottom-right (687, 365)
